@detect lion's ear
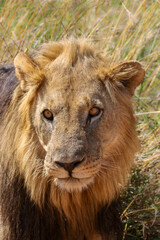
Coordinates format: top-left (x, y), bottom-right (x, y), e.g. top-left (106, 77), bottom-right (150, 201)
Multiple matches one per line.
top-left (14, 53), bottom-right (44, 91)
top-left (108, 61), bottom-right (145, 95)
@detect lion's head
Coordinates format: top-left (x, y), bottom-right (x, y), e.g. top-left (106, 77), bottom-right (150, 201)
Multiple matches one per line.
top-left (1, 39), bottom-right (145, 237)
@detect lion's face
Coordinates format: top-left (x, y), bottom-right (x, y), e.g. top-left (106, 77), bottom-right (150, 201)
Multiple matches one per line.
top-left (13, 40), bottom-right (145, 196)
top-left (32, 60), bottom-right (115, 192)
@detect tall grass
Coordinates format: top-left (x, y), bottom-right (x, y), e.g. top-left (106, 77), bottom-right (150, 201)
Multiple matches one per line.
top-left (0, 0), bottom-right (159, 239)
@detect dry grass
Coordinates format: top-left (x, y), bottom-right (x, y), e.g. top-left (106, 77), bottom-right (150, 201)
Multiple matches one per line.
top-left (0, 0), bottom-right (159, 239)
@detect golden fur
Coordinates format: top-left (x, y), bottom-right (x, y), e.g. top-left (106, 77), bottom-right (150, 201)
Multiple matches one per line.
top-left (0, 39), bottom-right (145, 240)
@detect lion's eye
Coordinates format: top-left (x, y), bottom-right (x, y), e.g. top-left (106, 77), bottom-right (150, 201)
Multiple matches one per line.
top-left (89, 107), bottom-right (101, 117)
top-left (42, 109), bottom-right (53, 121)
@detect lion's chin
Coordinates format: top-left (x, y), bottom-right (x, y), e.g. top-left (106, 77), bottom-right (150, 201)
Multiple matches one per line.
top-left (53, 176), bottom-right (94, 192)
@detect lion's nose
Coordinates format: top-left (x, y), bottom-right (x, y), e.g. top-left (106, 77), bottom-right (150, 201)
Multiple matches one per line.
top-left (55, 158), bottom-right (84, 175)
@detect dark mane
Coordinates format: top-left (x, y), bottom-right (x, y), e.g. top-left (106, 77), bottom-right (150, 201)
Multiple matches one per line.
top-left (1, 171), bottom-right (123, 240)
top-left (0, 64), bottom-right (18, 117)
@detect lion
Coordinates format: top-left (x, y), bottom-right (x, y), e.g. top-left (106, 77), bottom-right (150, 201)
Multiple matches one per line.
top-left (0, 39), bottom-right (145, 240)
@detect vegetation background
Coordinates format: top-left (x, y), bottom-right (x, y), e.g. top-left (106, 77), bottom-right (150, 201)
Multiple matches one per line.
top-left (0, 0), bottom-right (159, 239)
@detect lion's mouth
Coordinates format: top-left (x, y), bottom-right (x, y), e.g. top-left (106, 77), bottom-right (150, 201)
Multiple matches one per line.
top-left (54, 176), bottom-right (94, 192)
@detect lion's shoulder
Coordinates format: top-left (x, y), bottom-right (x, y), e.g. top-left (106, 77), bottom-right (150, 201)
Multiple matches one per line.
top-left (0, 64), bottom-right (18, 117)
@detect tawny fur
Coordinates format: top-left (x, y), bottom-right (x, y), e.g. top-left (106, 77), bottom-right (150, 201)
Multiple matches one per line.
top-left (0, 39), bottom-right (145, 240)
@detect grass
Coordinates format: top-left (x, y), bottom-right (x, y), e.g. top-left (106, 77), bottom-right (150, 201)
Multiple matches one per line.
top-left (0, 0), bottom-right (159, 239)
